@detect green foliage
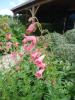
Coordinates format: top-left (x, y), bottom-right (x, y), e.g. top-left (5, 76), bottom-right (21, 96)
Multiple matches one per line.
top-left (43, 31), bottom-right (75, 100)
top-left (64, 29), bottom-right (75, 44)
top-left (0, 16), bottom-right (25, 43)
top-left (0, 16), bottom-right (12, 33)
top-left (45, 31), bottom-right (75, 63)
top-left (9, 19), bottom-right (25, 43)
top-left (0, 54), bottom-right (74, 100)
top-left (54, 44), bottom-right (75, 63)
top-left (0, 15), bottom-right (75, 100)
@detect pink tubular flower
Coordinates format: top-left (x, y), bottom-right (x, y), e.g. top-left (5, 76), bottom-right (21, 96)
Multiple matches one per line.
top-left (23, 36), bottom-right (37, 51)
top-left (5, 33), bottom-right (11, 40)
top-left (27, 43), bottom-right (35, 51)
top-left (6, 42), bottom-right (12, 49)
top-left (23, 43), bottom-right (34, 51)
top-left (35, 55), bottom-right (45, 65)
top-left (26, 22), bottom-right (36, 34)
top-left (35, 69), bottom-right (45, 79)
top-left (36, 62), bottom-right (46, 69)
top-left (24, 36), bottom-right (37, 45)
top-left (30, 51), bottom-right (41, 60)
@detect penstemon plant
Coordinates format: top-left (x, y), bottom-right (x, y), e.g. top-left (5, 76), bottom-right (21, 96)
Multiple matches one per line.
top-left (0, 17), bottom-right (47, 79)
top-left (0, 16), bottom-right (74, 100)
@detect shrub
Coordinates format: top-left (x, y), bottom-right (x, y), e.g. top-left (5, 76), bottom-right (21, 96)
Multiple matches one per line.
top-left (0, 16), bottom-right (11, 33)
top-left (64, 29), bottom-right (75, 44)
top-left (54, 44), bottom-right (75, 63)
top-left (45, 31), bottom-right (75, 63)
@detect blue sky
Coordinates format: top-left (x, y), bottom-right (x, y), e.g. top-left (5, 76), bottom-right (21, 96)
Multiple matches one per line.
top-left (0, 0), bottom-right (9, 9)
top-left (0, 0), bottom-right (29, 15)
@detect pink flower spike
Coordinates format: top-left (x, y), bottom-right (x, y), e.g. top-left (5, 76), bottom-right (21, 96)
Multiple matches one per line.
top-left (25, 36), bottom-right (37, 45)
top-left (35, 69), bottom-right (45, 79)
top-left (26, 43), bottom-right (34, 51)
top-left (22, 36), bottom-right (36, 51)
top-left (23, 43), bottom-right (35, 52)
top-left (30, 51), bottom-right (41, 60)
top-left (35, 55), bottom-right (45, 65)
top-left (36, 62), bottom-right (46, 69)
top-left (26, 22), bottom-right (36, 34)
